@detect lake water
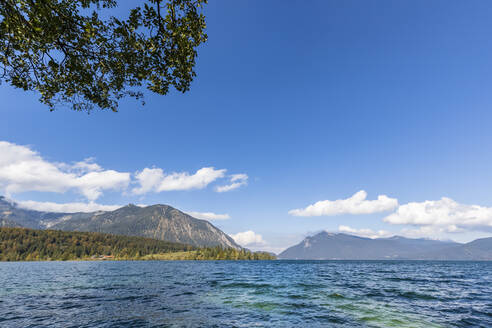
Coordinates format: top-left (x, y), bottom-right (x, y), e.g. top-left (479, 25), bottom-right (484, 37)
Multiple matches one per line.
top-left (0, 261), bottom-right (490, 327)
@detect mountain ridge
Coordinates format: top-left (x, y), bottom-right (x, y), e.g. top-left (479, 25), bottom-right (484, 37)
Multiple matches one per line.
top-left (279, 231), bottom-right (491, 260)
top-left (0, 197), bottom-right (240, 249)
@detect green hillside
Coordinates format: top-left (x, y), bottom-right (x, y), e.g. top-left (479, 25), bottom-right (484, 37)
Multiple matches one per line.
top-left (0, 228), bottom-right (275, 261)
top-left (0, 197), bottom-right (241, 249)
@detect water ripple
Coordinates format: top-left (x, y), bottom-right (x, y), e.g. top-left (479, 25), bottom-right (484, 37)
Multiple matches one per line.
top-left (0, 260), bottom-right (490, 327)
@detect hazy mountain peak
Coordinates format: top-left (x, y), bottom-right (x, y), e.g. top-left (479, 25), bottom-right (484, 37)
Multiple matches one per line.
top-left (277, 231), bottom-right (487, 260)
top-left (0, 197), bottom-right (240, 249)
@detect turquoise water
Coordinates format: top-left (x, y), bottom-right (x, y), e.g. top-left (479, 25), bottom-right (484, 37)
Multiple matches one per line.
top-left (0, 261), bottom-right (490, 327)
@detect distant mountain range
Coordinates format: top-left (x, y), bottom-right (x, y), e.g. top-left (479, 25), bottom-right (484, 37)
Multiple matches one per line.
top-left (279, 231), bottom-right (492, 260)
top-left (3, 196), bottom-right (491, 260)
top-left (0, 196), bottom-right (240, 249)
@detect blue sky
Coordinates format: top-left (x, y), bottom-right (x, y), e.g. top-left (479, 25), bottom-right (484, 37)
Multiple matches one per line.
top-left (1, 1), bottom-right (492, 252)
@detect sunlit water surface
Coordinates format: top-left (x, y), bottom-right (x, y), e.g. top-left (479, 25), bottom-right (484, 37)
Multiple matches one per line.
top-left (0, 260), bottom-right (491, 327)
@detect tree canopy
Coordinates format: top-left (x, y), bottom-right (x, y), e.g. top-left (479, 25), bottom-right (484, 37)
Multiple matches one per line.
top-left (0, 228), bottom-right (277, 261)
top-left (0, 227), bottom-right (195, 261)
top-left (0, 0), bottom-right (207, 111)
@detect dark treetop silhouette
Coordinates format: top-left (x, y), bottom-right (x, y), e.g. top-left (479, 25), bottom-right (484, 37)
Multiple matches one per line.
top-left (0, 0), bottom-right (207, 111)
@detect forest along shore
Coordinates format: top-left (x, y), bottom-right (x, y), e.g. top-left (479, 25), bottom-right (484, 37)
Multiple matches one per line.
top-left (0, 228), bottom-right (276, 261)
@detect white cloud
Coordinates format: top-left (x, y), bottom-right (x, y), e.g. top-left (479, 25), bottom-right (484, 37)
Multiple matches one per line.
top-left (230, 230), bottom-right (266, 246)
top-left (0, 140), bottom-right (249, 210)
top-left (338, 225), bottom-right (463, 241)
top-left (71, 158), bottom-right (103, 173)
top-left (16, 200), bottom-right (122, 213)
top-left (0, 141), bottom-right (130, 201)
top-left (133, 167), bottom-right (226, 194)
top-left (215, 173), bottom-right (248, 193)
top-left (397, 225), bottom-right (464, 239)
top-left (289, 190), bottom-right (398, 217)
top-left (338, 225), bottom-right (393, 239)
top-left (186, 211), bottom-right (230, 220)
top-left (131, 168), bottom-right (165, 194)
top-left (384, 197), bottom-right (492, 229)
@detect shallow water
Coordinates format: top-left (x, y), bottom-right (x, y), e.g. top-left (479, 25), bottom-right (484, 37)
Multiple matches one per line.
top-left (0, 260), bottom-right (490, 327)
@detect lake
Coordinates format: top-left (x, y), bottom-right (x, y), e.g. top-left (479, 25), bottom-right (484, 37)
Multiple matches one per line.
top-left (0, 261), bottom-right (490, 327)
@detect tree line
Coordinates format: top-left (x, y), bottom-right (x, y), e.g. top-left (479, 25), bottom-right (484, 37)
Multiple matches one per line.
top-left (0, 228), bottom-right (275, 261)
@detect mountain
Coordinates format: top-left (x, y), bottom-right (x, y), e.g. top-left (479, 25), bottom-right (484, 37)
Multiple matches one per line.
top-left (278, 231), bottom-right (491, 260)
top-left (0, 196), bottom-right (68, 229)
top-left (410, 237), bottom-right (492, 260)
top-left (0, 217), bottom-right (20, 228)
top-left (0, 197), bottom-right (240, 249)
top-left (50, 204), bottom-right (240, 249)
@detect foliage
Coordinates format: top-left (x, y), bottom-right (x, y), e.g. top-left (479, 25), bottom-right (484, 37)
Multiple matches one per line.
top-left (191, 246), bottom-right (276, 260)
top-left (0, 0), bottom-right (207, 111)
top-left (0, 228), bottom-right (276, 261)
top-left (143, 247), bottom-right (277, 260)
top-left (0, 227), bottom-right (194, 261)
